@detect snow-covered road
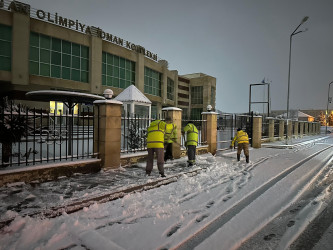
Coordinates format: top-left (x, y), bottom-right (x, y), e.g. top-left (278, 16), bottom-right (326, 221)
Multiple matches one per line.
top-left (1, 135), bottom-right (333, 250)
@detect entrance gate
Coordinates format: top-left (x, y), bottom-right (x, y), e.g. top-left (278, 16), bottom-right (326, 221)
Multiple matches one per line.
top-left (217, 112), bottom-right (253, 151)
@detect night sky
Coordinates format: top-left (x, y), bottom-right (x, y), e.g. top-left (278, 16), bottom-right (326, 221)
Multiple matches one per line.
top-left (23, 0), bottom-right (333, 113)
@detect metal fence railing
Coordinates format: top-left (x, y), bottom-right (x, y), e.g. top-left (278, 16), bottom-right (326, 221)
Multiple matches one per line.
top-left (120, 114), bottom-right (208, 154)
top-left (217, 112), bottom-right (253, 151)
top-left (1, 101), bottom-right (95, 168)
top-left (217, 113), bottom-right (234, 150)
top-left (262, 118), bottom-right (269, 139)
top-left (121, 114), bottom-right (151, 154)
top-left (274, 120), bottom-right (280, 137)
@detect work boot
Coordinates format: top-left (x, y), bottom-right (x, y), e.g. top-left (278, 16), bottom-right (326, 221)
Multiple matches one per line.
top-left (246, 156), bottom-right (249, 163)
top-left (146, 171), bottom-right (151, 176)
top-left (160, 173), bottom-right (166, 178)
top-left (237, 154), bottom-right (240, 161)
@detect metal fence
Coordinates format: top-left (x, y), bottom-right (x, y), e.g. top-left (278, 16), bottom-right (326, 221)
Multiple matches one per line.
top-left (120, 114), bottom-right (208, 154)
top-left (217, 112), bottom-right (253, 151)
top-left (274, 119), bottom-right (280, 137)
top-left (217, 113), bottom-right (234, 150)
top-left (262, 118), bottom-right (269, 139)
top-left (121, 114), bottom-right (151, 153)
top-left (1, 101), bottom-right (95, 168)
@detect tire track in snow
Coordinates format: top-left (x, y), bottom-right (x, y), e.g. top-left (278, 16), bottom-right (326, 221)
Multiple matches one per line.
top-left (238, 156), bottom-right (333, 250)
top-left (162, 157), bottom-right (269, 247)
top-left (171, 145), bottom-right (333, 250)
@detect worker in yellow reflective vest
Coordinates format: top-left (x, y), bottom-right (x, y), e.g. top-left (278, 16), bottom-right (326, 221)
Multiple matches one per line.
top-left (231, 128), bottom-right (250, 163)
top-left (164, 117), bottom-right (178, 162)
top-left (146, 119), bottom-right (167, 177)
top-left (183, 121), bottom-right (198, 166)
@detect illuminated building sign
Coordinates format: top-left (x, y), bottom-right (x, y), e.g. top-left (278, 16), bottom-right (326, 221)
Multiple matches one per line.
top-left (2, 0), bottom-right (158, 61)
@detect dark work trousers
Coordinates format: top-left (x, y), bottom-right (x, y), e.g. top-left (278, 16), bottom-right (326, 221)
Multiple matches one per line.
top-left (164, 143), bottom-right (173, 162)
top-left (187, 145), bottom-right (196, 164)
top-left (146, 148), bottom-right (164, 174)
top-left (237, 143), bottom-right (249, 157)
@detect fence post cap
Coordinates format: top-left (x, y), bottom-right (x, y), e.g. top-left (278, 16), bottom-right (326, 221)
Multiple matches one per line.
top-left (93, 100), bottom-right (123, 105)
top-left (201, 112), bottom-right (218, 115)
top-left (161, 107), bottom-right (182, 111)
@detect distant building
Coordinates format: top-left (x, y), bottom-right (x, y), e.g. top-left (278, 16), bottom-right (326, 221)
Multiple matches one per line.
top-left (178, 73), bottom-right (216, 119)
top-left (0, 1), bottom-right (216, 119)
top-left (272, 110), bottom-right (318, 122)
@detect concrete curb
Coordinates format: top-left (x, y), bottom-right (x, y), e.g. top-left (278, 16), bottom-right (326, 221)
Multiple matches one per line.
top-left (0, 159), bottom-right (101, 187)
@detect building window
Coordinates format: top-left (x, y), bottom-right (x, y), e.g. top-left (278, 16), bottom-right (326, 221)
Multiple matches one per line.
top-left (191, 86), bottom-right (203, 104)
top-left (190, 108), bottom-right (202, 120)
top-left (151, 105), bottom-right (158, 119)
top-left (102, 52), bottom-right (135, 88)
top-left (144, 67), bottom-right (161, 97)
top-left (167, 78), bottom-right (174, 100)
top-left (0, 24), bottom-right (12, 71)
top-left (182, 108), bottom-right (188, 119)
top-left (29, 32), bottom-right (89, 82)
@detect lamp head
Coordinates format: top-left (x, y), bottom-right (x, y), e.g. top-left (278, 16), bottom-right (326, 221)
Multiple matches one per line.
top-left (301, 16), bottom-right (309, 24)
top-left (103, 89), bottom-right (113, 99)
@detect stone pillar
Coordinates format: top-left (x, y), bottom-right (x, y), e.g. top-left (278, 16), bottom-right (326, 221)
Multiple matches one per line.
top-left (89, 36), bottom-right (102, 94)
top-left (162, 107), bottom-right (182, 159)
top-left (313, 122), bottom-right (318, 135)
top-left (252, 116), bottom-right (262, 148)
top-left (94, 99), bottom-right (123, 169)
top-left (287, 120), bottom-right (292, 140)
top-left (279, 120), bottom-right (285, 141)
top-left (317, 122), bottom-right (320, 134)
top-left (202, 112), bottom-right (218, 155)
top-left (293, 121), bottom-right (299, 138)
top-left (299, 122), bottom-right (304, 138)
top-left (304, 122), bottom-right (309, 135)
top-left (268, 118), bottom-right (274, 142)
top-left (12, 12), bottom-right (30, 85)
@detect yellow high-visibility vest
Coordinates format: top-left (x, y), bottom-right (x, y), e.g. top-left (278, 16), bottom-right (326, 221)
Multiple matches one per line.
top-left (164, 123), bottom-right (177, 143)
top-left (231, 130), bottom-right (249, 146)
top-left (183, 123), bottom-right (198, 146)
top-left (147, 120), bottom-right (166, 148)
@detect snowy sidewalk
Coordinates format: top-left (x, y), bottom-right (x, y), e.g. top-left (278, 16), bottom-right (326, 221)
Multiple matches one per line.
top-left (0, 134), bottom-right (329, 222)
top-left (0, 156), bottom-right (210, 222)
top-left (1, 134), bottom-right (333, 249)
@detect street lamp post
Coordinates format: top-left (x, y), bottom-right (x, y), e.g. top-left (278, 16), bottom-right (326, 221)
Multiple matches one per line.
top-left (326, 81), bottom-right (333, 134)
top-left (286, 16), bottom-right (309, 144)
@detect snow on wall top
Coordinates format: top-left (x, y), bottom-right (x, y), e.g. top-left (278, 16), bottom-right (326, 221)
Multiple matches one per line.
top-left (114, 85), bottom-right (152, 104)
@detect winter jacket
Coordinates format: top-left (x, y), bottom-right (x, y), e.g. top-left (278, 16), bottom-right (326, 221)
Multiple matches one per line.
top-left (147, 120), bottom-right (166, 148)
top-left (231, 130), bottom-right (249, 147)
top-left (183, 123), bottom-right (198, 146)
top-left (164, 123), bottom-right (177, 144)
